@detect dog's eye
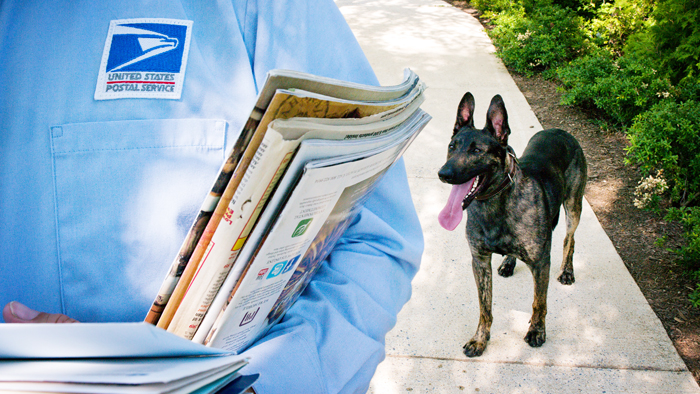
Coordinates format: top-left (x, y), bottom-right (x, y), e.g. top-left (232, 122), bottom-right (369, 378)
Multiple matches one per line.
top-left (472, 147), bottom-right (481, 153)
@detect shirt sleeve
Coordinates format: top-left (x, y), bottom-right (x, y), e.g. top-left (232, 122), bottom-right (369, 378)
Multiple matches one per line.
top-left (233, 1), bottom-right (425, 392)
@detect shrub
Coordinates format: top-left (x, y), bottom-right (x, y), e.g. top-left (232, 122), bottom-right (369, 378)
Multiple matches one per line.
top-left (557, 55), bottom-right (671, 126)
top-left (469, 0), bottom-right (521, 15)
top-left (647, 0), bottom-right (700, 85)
top-left (590, 56), bottom-right (671, 126)
top-left (488, 5), bottom-right (586, 77)
top-left (557, 50), bottom-right (616, 108)
top-left (664, 207), bottom-right (700, 306)
top-left (673, 77), bottom-right (700, 102)
top-left (626, 100), bottom-right (700, 207)
top-left (585, 0), bottom-right (653, 56)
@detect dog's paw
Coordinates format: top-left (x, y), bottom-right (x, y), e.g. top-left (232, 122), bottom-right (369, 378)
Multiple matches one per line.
top-left (557, 270), bottom-right (575, 285)
top-left (497, 256), bottom-right (516, 277)
top-left (524, 328), bottom-right (546, 347)
top-left (463, 339), bottom-right (487, 357)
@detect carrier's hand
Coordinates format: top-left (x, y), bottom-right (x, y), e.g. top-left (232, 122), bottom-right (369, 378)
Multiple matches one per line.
top-left (3, 301), bottom-right (77, 323)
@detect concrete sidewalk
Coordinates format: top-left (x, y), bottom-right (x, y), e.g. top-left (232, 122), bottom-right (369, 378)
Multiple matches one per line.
top-left (336, 1), bottom-right (700, 393)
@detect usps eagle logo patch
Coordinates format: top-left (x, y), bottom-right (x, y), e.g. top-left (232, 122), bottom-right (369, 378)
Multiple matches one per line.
top-left (95, 19), bottom-right (193, 100)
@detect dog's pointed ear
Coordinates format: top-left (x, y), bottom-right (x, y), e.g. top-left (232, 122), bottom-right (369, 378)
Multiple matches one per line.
top-left (486, 94), bottom-right (510, 146)
top-left (454, 92), bottom-right (475, 135)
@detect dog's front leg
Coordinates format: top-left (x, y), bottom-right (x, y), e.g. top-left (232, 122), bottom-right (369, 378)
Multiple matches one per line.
top-left (464, 252), bottom-right (493, 357)
top-left (525, 261), bottom-right (550, 347)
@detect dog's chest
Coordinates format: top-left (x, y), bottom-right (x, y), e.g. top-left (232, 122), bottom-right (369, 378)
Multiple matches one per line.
top-left (466, 201), bottom-right (550, 264)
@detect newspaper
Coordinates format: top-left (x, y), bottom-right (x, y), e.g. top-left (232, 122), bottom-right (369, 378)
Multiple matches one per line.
top-left (166, 86), bottom-right (425, 339)
top-left (145, 69), bottom-right (419, 325)
top-left (202, 110), bottom-right (430, 352)
top-left (154, 71), bottom-right (421, 330)
top-left (0, 323), bottom-right (250, 394)
top-left (190, 108), bottom-right (431, 344)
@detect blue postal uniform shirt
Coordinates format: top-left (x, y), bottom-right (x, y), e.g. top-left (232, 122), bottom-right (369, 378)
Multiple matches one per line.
top-left (0, 1), bottom-right (424, 393)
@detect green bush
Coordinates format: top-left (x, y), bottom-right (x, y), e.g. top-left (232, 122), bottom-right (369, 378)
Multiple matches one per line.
top-left (590, 56), bottom-right (671, 126)
top-left (585, 0), bottom-right (653, 56)
top-left (488, 5), bottom-right (586, 77)
top-left (558, 55), bottom-right (671, 126)
top-left (673, 77), bottom-right (700, 102)
top-left (557, 50), bottom-right (616, 108)
top-left (664, 207), bottom-right (700, 306)
top-left (470, 0), bottom-right (601, 17)
top-left (626, 100), bottom-right (700, 207)
top-left (647, 0), bottom-right (700, 85)
top-left (469, 0), bottom-right (521, 15)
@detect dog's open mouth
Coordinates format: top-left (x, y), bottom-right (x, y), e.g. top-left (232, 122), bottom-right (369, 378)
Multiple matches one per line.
top-left (438, 175), bottom-right (486, 231)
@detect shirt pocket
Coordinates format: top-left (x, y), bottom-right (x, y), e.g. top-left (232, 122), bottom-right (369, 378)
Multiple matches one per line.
top-left (50, 119), bottom-right (227, 322)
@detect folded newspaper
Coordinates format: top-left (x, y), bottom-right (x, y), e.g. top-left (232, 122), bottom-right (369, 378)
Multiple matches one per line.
top-left (146, 69), bottom-right (431, 354)
top-left (0, 323), bottom-right (254, 394)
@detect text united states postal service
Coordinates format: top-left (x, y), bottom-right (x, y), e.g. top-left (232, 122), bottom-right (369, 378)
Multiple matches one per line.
top-left (95, 18), bottom-right (193, 100)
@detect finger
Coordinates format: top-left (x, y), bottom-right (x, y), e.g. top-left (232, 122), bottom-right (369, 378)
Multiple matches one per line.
top-left (3, 301), bottom-right (77, 323)
top-left (3, 301), bottom-right (38, 323)
top-left (32, 311), bottom-right (78, 323)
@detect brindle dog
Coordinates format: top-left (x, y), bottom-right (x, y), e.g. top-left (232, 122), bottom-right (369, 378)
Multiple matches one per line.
top-left (438, 92), bottom-right (587, 357)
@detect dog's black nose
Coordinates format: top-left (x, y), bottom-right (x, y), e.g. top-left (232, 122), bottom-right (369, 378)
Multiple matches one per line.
top-left (438, 165), bottom-right (455, 183)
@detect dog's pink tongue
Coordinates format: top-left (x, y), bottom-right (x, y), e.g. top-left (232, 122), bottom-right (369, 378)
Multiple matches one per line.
top-left (438, 179), bottom-right (475, 231)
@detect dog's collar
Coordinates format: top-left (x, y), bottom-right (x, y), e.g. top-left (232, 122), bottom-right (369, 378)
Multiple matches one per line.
top-left (476, 151), bottom-right (518, 201)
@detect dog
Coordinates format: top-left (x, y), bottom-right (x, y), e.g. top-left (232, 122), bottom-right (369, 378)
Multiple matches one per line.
top-left (437, 92), bottom-right (587, 357)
